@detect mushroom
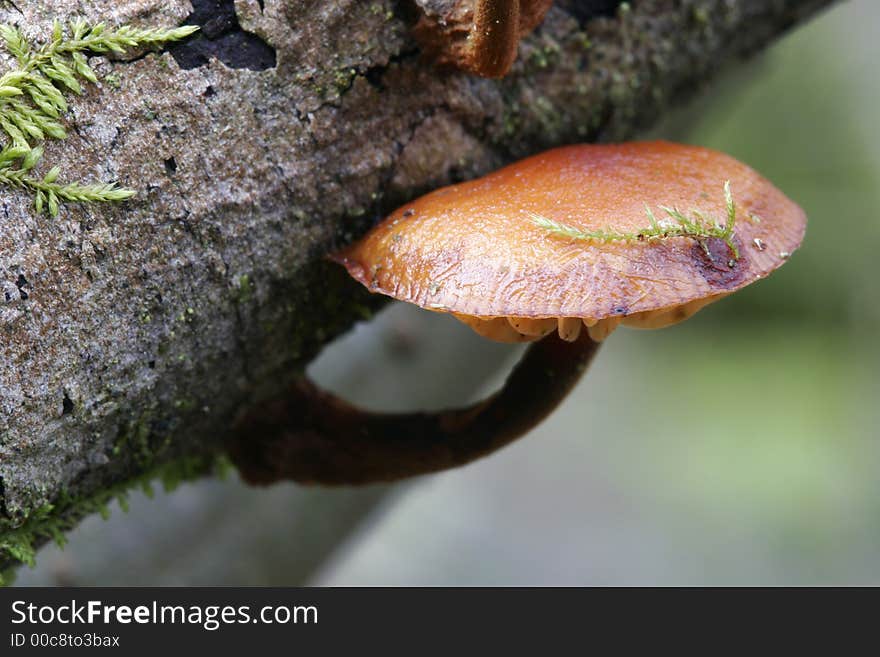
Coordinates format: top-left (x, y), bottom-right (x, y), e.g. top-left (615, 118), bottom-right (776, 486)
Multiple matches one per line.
top-left (412, 1), bottom-right (554, 78)
top-left (228, 141), bottom-right (806, 485)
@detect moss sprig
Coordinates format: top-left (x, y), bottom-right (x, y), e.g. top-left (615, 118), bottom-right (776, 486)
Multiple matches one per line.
top-left (0, 19), bottom-right (198, 216)
top-left (532, 181), bottom-right (740, 260)
top-left (0, 453), bottom-right (229, 583)
top-left (0, 145), bottom-right (135, 215)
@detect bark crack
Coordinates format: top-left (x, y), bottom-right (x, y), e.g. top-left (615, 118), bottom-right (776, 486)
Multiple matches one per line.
top-left (169, 0), bottom-right (277, 71)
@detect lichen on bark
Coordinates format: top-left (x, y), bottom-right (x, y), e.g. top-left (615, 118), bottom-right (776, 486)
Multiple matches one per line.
top-left (0, 0), bottom-right (836, 573)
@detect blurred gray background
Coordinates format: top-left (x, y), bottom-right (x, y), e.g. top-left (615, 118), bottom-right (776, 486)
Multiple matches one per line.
top-left (17, 0), bottom-right (880, 586)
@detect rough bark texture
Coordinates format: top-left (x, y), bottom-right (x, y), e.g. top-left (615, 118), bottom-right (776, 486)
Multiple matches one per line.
top-left (0, 0), bottom-right (835, 570)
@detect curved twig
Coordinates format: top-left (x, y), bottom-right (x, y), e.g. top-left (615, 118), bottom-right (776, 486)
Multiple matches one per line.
top-left (227, 331), bottom-right (600, 485)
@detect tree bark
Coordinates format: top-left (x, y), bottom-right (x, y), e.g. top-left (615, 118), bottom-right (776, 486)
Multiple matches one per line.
top-left (0, 0), bottom-right (836, 571)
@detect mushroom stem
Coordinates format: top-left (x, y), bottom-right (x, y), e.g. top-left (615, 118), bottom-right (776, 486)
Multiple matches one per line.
top-left (411, 0), bottom-right (552, 78)
top-left (227, 332), bottom-right (601, 485)
top-left (468, 0), bottom-right (521, 78)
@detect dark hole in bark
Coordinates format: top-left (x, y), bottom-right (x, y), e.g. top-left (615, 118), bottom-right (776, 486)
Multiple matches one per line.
top-left (169, 0), bottom-right (276, 71)
top-left (364, 65), bottom-right (386, 90)
top-left (392, 0), bottom-right (423, 26)
top-left (62, 393), bottom-right (74, 416)
top-left (164, 157), bottom-right (177, 174)
top-left (15, 273), bottom-right (28, 300)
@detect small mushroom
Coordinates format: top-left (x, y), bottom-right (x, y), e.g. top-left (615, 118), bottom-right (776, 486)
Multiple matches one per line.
top-left (412, 0), bottom-right (554, 78)
top-left (335, 141), bottom-right (805, 344)
top-left (229, 141), bottom-right (806, 485)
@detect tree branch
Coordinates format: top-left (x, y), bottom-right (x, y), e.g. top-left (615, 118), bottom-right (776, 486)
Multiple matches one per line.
top-left (0, 0), bottom-right (837, 572)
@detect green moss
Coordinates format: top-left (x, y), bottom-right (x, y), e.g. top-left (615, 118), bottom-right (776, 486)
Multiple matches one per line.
top-left (533, 180), bottom-right (741, 261)
top-left (527, 43), bottom-right (561, 69)
top-left (234, 274), bottom-right (252, 303)
top-left (351, 302), bottom-right (374, 321)
top-left (114, 413), bottom-right (155, 468)
top-left (174, 397), bottom-right (196, 411)
top-left (0, 20), bottom-right (196, 216)
top-left (102, 71), bottom-right (121, 89)
top-left (334, 68), bottom-right (357, 93)
top-left (0, 566), bottom-right (17, 586)
top-left (692, 5), bottom-right (710, 25)
top-left (0, 453), bottom-right (229, 584)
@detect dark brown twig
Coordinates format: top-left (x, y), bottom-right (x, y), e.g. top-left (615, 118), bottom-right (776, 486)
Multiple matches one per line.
top-left (228, 331), bottom-right (600, 485)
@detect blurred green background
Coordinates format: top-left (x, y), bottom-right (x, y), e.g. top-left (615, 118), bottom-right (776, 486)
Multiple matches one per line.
top-left (17, 0), bottom-right (880, 585)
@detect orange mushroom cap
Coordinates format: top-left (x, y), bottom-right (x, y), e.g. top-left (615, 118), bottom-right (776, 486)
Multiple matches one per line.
top-left (333, 141), bottom-right (806, 343)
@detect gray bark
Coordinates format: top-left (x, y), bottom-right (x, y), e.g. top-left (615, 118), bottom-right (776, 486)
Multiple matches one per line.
top-left (0, 0), bottom-right (836, 570)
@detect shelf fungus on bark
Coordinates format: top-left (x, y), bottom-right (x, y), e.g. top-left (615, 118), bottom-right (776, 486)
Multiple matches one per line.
top-left (412, 0), bottom-right (554, 78)
top-left (228, 141), bottom-right (806, 486)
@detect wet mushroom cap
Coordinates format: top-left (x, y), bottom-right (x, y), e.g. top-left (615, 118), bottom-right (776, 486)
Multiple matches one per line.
top-left (332, 141), bottom-right (806, 343)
